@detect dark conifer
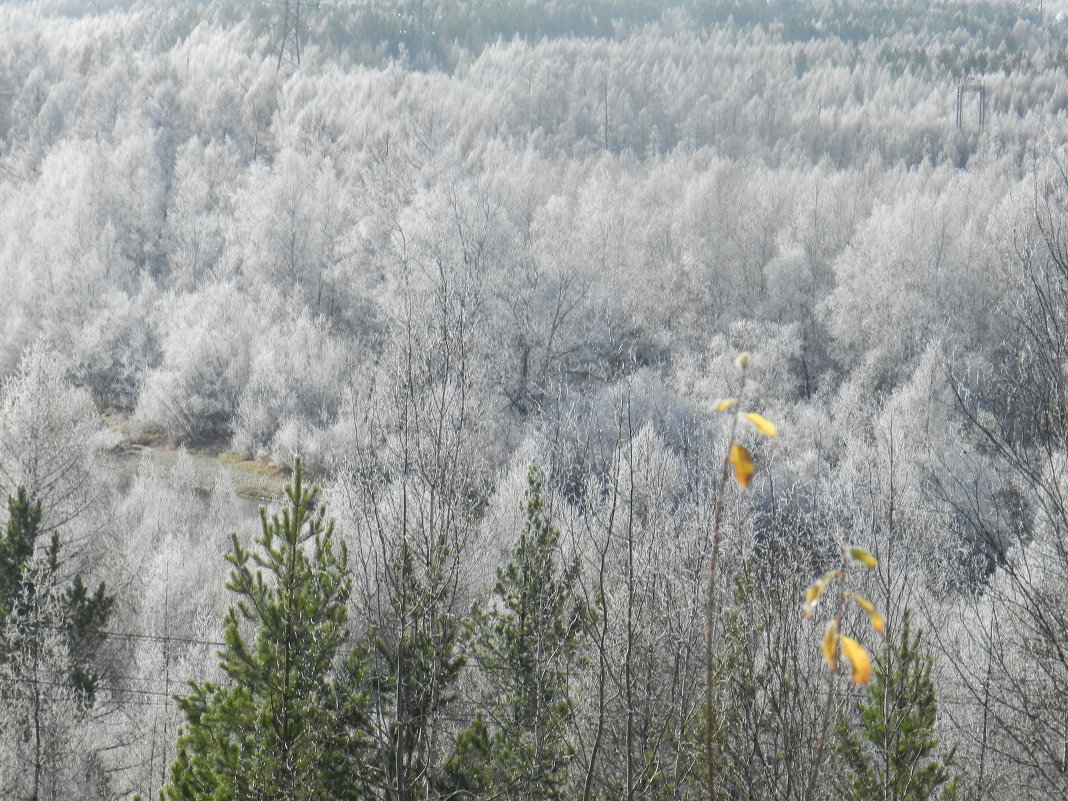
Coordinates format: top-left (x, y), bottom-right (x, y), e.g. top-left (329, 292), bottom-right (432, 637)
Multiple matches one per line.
top-left (836, 609), bottom-right (957, 801)
top-left (164, 461), bottom-right (375, 801)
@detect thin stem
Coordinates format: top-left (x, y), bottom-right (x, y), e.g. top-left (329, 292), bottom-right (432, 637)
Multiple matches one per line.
top-left (804, 570), bottom-right (847, 801)
top-left (706, 370), bottom-right (747, 801)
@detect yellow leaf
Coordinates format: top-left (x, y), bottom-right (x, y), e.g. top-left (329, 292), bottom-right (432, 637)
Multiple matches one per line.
top-left (840, 636), bottom-right (873, 685)
top-left (849, 592), bottom-right (875, 613)
top-left (822, 620), bottom-right (839, 674)
top-left (803, 569), bottom-right (839, 617)
top-left (735, 351), bottom-right (751, 370)
top-left (846, 546), bottom-right (878, 568)
top-left (848, 593), bottom-right (886, 635)
top-left (729, 444), bottom-right (756, 488)
top-left (869, 610), bottom-right (886, 636)
top-left (715, 398), bottom-right (739, 412)
top-left (745, 412), bottom-right (778, 437)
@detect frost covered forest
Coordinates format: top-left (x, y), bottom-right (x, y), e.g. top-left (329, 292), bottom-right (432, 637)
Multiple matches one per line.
top-left (4, 0), bottom-right (1068, 798)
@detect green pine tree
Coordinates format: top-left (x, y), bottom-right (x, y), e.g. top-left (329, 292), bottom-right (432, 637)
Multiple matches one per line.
top-left (0, 487), bottom-right (115, 799)
top-left (0, 486), bottom-right (114, 700)
top-left (0, 487), bottom-right (39, 618)
top-left (461, 465), bottom-right (589, 801)
top-left (367, 533), bottom-right (467, 801)
top-left (163, 461), bottom-right (376, 801)
top-left (835, 608), bottom-right (957, 801)
top-left (439, 712), bottom-right (491, 800)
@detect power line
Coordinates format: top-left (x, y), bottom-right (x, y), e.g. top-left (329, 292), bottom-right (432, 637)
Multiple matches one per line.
top-left (23, 621), bottom-right (225, 649)
top-left (95, 628), bottom-right (226, 649)
top-left (11, 628), bottom-right (1068, 722)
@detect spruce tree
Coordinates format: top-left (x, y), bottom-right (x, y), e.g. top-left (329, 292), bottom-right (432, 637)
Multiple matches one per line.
top-left (462, 465), bottom-right (589, 801)
top-left (164, 462), bottom-right (375, 801)
top-left (0, 486), bottom-right (114, 699)
top-left (0, 487), bottom-right (115, 799)
top-left (835, 609), bottom-right (957, 801)
top-left (0, 487), bottom-right (39, 618)
top-left (367, 534), bottom-right (467, 801)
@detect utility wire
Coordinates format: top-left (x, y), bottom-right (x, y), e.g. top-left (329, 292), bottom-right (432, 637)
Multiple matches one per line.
top-left (23, 621), bottom-right (225, 648)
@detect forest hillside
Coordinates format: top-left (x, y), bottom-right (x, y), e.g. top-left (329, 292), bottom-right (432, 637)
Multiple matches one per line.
top-left (1, 0), bottom-right (1068, 798)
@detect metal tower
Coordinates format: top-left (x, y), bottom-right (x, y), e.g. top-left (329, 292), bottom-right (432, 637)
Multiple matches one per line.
top-left (275, 0), bottom-right (307, 70)
top-left (956, 80), bottom-right (987, 131)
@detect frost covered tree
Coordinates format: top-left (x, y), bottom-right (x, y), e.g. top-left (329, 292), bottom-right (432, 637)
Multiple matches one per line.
top-left (136, 283), bottom-right (257, 445)
top-left (0, 345), bottom-right (105, 534)
top-left (335, 183), bottom-right (495, 801)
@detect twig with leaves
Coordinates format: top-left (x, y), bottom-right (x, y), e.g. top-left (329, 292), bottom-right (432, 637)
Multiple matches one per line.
top-left (801, 545), bottom-right (886, 801)
top-left (705, 351), bottom-right (778, 801)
